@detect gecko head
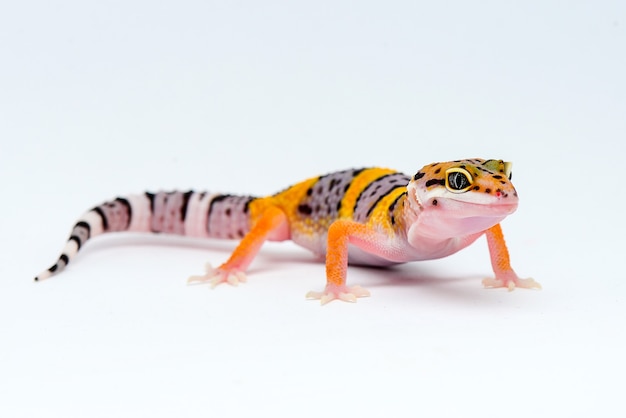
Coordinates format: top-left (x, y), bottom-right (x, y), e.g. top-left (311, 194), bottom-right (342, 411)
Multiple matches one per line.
top-left (406, 159), bottom-right (519, 239)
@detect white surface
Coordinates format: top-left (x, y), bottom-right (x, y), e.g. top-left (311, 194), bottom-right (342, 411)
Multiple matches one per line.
top-left (1, 1), bottom-right (625, 417)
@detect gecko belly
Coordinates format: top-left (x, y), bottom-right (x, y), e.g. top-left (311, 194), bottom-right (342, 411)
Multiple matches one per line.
top-left (291, 232), bottom-right (398, 266)
top-left (347, 246), bottom-right (402, 267)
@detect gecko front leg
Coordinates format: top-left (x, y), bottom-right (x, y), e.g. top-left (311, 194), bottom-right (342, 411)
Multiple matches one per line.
top-left (306, 220), bottom-right (400, 305)
top-left (188, 205), bottom-right (289, 287)
top-left (481, 223), bottom-right (541, 291)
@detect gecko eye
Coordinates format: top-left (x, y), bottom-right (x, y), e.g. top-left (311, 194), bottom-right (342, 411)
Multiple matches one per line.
top-left (445, 168), bottom-right (473, 193)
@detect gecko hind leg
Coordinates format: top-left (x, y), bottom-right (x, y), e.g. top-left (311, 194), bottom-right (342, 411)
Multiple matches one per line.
top-left (187, 205), bottom-right (289, 289)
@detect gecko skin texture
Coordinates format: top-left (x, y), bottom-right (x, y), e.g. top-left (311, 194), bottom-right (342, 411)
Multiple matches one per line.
top-left (35, 159), bottom-right (540, 304)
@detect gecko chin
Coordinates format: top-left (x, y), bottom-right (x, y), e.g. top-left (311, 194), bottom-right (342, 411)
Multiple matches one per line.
top-left (445, 214), bottom-right (509, 236)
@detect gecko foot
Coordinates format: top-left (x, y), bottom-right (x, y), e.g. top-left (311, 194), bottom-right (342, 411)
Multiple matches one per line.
top-left (187, 263), bottom-right (247, 288)
top-left (482, 276), bottom-right (542, 291)
top-left (305, 284), bottom-right (370, 305)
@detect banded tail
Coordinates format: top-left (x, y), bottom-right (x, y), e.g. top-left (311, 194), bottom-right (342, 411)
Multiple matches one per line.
top-left (35, 191), bottom-right (257, 281)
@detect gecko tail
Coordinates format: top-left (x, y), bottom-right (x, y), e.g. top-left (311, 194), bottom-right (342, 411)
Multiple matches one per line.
top-left (34, 257), bottom-right (68, 281)
top-left (34, 191), bottom-right (259, 281)
top-left (33, 195), bottom-right (141, 281)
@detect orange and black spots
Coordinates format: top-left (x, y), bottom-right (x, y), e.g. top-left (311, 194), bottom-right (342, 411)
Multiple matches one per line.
top-left (365, 186), bottom-right (409, 229)
top-left (390, 192), bottom-right (406, 209)
top-left (425, 178), bottom-right (445, 188)
top-left (293, 168), bottom-right (387, 222)
top-left (490, 174), bottom-right (509, 186)
top-left (328, 178), bottom-right (341, 192)
top-left (285, 168), bottom-right (406, 234)
top-left (297, 204), bottom-right (314, 215)
top-left (339, 168), bottom-right (402, 218)
top-left (388, 191), bottom-right (407, 226)
top-left (352, 173), bottom-right (410, 223)
top-left (413, 172), bottom-right (425, 181)
top-left (286, 168), bottom-right (368, 225)
top-left (243, 199), bottom-right (252, 214)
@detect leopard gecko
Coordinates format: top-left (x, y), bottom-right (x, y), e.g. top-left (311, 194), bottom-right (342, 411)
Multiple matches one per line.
top-left (34, 158), bottom-right (540, 304)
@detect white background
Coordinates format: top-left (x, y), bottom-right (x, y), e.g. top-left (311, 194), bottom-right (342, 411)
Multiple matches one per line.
top-left (1, 1), bottom-right (625, 417)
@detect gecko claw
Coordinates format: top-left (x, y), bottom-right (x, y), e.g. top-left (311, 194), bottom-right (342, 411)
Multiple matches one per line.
top-left (516, 277), bottom-right (542, 290)
top-left (225, 271), bottom-right (247, 287)
top-left (320, 293), bottom-right (336, 305)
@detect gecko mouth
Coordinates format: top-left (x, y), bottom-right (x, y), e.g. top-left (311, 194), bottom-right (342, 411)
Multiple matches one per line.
top-left (433, 198), bottom-right (518, 218)
top-left (417, 199), bottom-right (517, 238)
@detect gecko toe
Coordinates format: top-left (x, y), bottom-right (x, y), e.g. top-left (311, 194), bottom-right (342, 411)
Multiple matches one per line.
top-left (188, 264), bottom-right (248, 289)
